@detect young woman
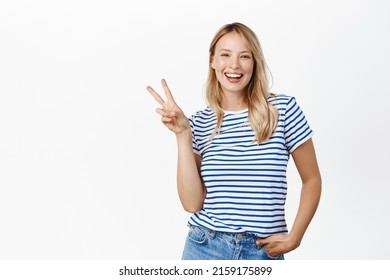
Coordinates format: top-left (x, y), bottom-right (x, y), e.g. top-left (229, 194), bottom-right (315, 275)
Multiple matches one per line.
top-left (147, 22), bottom-right (321, 260)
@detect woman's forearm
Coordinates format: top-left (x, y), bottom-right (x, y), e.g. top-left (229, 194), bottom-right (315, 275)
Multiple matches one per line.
top-left (289, 176), bottom-right (322, 249)
top-left (176, 130), bottom-right (205, 213)
top-left (287, 139), bottom-right (322, 250)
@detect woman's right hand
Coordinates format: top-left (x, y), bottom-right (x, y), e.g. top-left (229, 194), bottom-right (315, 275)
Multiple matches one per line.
top-left (147, 79), bottom-right (190, 135)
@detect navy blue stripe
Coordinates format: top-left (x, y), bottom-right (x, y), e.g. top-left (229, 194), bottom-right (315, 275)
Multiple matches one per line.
top-left (206, 186), bottom-right (287, 191)
top-left (204, 146), bottom-right (287, 154)
top-left (206, 195), bottom-right (285, 201)
top-left (202, 157), bottom-right (288, 163)
top-left (201, 163), bottom-right (288, 167)
top-left (203, 152), bottom-right (287, 158)
top-left (206, 211), bottom-right (285, 218)
top-left (204, 179), bottom-right (287, 184)
top-left (207, 190), bottom-right (287, 195)
top-left (203, 206), bottom-right (285, 212)
top-left (202, 174), bottom-right (287, 179)
top-left (203, 201), bottom-right (285, 206)
top-left (201, 168), bottom-right (286, 173)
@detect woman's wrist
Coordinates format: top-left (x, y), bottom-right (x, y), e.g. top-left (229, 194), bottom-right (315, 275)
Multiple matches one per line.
top-left (287, 233), bottom-right (302, 251)
top-left (175, 127), bottom-right (192, 140)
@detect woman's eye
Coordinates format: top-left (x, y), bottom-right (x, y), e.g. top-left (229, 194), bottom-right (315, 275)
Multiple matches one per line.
top-left (221, 53), bottom-right (229, 57)
top-left (241, 55), bottom-right (251, 59)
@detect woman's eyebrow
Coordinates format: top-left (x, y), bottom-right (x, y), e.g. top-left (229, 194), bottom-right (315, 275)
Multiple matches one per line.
top-left (218, 48), bottom-right (251, 54)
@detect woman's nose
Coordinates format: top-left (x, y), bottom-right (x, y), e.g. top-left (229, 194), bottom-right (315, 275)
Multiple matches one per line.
top-left (229, 56), bottom-right (239, 69)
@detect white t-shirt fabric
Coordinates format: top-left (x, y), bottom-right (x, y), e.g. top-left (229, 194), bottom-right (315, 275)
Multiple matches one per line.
top-left (188, 94), bottom-right (314, 238)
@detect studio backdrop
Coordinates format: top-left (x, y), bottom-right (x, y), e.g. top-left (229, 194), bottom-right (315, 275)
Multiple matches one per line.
top-left (0, 0), bottom-right (389, 260)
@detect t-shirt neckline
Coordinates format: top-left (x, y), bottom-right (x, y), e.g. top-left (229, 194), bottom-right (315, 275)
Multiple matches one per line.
top-left (223, 108), bottom-right (248, 114)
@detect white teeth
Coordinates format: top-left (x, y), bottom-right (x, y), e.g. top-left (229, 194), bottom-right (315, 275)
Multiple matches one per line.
top-left (225, 73), bottom-right (242, 78)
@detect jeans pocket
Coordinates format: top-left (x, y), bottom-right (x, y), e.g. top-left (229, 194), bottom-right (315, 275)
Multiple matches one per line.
top-left (187, 225), bottom-right (207, 244)
top-left (262, 246), bottom-right (284, 260)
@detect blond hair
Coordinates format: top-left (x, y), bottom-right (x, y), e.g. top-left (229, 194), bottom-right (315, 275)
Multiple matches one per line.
top-left (206, 22), bottom-right (279, 143)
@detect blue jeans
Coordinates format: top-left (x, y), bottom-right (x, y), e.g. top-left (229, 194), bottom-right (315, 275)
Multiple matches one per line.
top-left (182, 225), bottom-right (284, 260)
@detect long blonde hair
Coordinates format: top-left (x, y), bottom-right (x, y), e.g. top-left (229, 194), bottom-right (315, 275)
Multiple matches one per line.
top-left (206, 22), bottom-right (279, 143)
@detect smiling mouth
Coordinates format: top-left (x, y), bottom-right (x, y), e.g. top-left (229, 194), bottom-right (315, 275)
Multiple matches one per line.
top-left (225, 73), bottom-right (243, 83)
top-left (225, 73), bottom-right (243, 79)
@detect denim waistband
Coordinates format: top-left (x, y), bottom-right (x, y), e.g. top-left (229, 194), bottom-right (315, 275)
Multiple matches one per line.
top-left (191, 224), bottom-right (259, 244)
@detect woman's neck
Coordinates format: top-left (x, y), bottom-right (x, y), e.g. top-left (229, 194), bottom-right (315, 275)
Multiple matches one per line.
top-left (221, 95), bottom-right (248, 111)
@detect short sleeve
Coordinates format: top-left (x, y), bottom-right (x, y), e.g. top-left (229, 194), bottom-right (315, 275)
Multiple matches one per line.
top-left (284, 97), bottom-right (314, 153)
top-left (189, 114), bottom-right (201, 156)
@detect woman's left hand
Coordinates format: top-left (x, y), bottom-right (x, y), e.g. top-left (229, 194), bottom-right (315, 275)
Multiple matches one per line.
top-left (256, 234), bottom-right (298, 258)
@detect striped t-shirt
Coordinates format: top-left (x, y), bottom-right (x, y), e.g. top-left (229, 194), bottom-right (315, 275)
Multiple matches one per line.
top-left (187, 94), bottom-right (313, 238)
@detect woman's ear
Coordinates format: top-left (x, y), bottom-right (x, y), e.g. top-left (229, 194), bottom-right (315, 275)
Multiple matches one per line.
top-left (210, 56), bottom-right (215, 69)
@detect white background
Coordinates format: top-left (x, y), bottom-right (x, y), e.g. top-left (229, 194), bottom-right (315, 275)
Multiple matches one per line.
top-left (0, 0), bottom-right (389, 260)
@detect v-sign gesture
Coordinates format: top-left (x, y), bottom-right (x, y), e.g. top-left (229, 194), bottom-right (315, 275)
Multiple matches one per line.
top-left (147, 79), bottom-right (190, 135)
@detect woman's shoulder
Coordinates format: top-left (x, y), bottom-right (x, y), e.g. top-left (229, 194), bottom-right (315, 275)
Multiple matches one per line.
top-left (268, 93), bottom-right (294, 102)
top-left (188, 106), bottom-right (216, 125)
top-left (190, 106), bottom-right (214, 118)
top-left (268, 93), bottom-right (296, 108)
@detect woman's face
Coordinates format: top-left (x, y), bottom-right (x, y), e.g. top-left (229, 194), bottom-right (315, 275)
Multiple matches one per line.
top-left (211, 32), bottom-right (254, 97)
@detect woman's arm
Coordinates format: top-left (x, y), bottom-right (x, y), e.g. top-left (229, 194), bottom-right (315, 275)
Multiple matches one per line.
top-left (147, 79), bottom-right (205, 213)
top-left (288, 138), bottom-right (322, 249)
top-left (256, 138), bottom-right (322, 256)
top-left (176, 132), bottom-right (206, 212)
